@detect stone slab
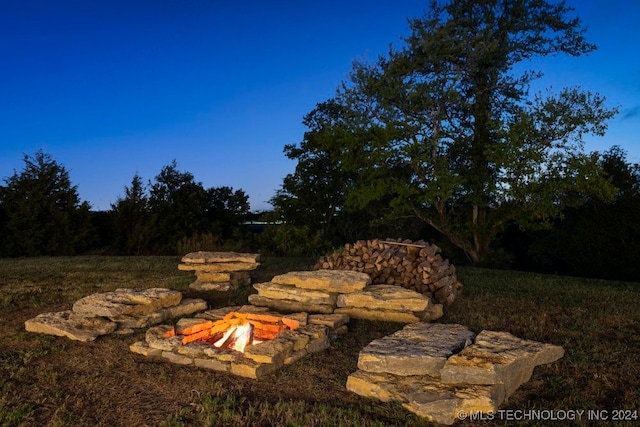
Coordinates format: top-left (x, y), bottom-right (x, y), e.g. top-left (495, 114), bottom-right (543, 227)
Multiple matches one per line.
top-left (25, 310), bottom-right (117, 342)
top-left (162, 351), bottom-right (193, 365)
top-left (271, 270), bottom-right (371, 293)
top-left (194, 357), bottom-right (231, 372)
top-left (357, 323), bottom-right (475, 377)
top-left (164, 298), bottom-right (208, 318)
top-left (146, 325), bottom-right (184, 351)
top-left (346, 369), bottom-right (505, 425)
top-left (253, 282), bottom-right (337, 305)
top-left (194, 271), bottom-right (251, 285)
top-left (247, 294), bottom-right (335, 314)
top-left (181, 251), bottom-right (260, 264)
top-left (337, 284), bottom-right (429, 311)
top-left (111, 311), bottom-right (164, 330)
top-left (72, 288), bottom-right (182, 317)
top-left (179, 262), bottom-right (258, 272)
top-left (129, 340), bottom-right (163, 357)
top-left (189, 281), bottom-right (233, 292)
top-left (194, 271), bottom-right (232, 282)
top-left (105, 297), bottom-right (206, 330)
top-left (334, 307), bottom-right (422, 323)
top-left (244, 336), bottom-right (293, 365)
top-left (230, 359), bottom-right (279, 379)
top-left (441, 330), bottom-right (565, 396)
top-left (194, 305), bottom-right (273, 321)
top-left (308, 313), bottom-right (350, 329)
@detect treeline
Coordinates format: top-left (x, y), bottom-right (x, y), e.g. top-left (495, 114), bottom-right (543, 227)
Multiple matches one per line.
top-left (1, 148), bottom-right (639, 281)
top-left (0, 151), bottom-right (255, 257)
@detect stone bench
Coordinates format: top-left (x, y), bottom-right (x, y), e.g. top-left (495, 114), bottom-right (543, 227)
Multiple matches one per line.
top-left (24, 288), bottom-right (207, 341)
top-left (248, 270), bottom-right (444, 322)
top-left (346, 322), bottom-right (564, 425)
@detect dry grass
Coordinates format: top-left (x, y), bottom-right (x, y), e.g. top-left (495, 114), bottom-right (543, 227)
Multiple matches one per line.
top-left (1, 256), bottom-right (639, 426)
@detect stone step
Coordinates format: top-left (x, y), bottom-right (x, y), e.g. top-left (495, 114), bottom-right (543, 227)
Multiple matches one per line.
top-left (72, 288), bottom-right (182, 318)
top-left (271, 270), bottom-right (371, 293)
top-left (348, 323), bottom-right (565, 424)
top-left (357, 323), bottom-right (476, 377)
top-left (179, 261), bottom-right (259, 272)
top-left (247, 294), bottom-right (335, 314)
top-left (181, 251), bottom-right (260, 264)
top-left (253, 282), bottom-right (338, 305)
top-left (334, 307), bottom-right (423, 323)
top-left (337, 284), bottom-right (430, 312)
top-left (346, 369), bottom-right (504, 426)
top-left (25, 289), bottom-right (207, 341)
top-left (24, 311), bottom-right (117, 342)
top-left (440, 330), bottom-right (565, 396)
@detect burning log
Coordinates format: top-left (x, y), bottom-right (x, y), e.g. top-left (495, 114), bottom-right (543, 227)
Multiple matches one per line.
top-left (163, 312), bottom-right (300, 352)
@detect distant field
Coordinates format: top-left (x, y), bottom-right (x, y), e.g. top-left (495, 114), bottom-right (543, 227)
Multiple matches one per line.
top-left (1, 256), bottom-right (638, 426)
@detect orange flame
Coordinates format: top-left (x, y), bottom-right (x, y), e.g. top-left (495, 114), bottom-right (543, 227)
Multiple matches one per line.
top-left (171, 312), bottom-right (299, 353)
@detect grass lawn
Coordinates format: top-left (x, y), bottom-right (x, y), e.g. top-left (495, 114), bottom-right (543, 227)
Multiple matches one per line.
top-left (1, 256), bottom-right (638, 426)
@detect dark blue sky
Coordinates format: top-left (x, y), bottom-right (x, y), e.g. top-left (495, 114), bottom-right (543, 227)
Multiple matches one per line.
top-left (1, 0), bottom-right (638, 211)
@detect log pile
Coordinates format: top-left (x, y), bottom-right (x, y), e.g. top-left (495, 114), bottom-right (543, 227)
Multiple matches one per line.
top-left (313, 238), bottom-right (462, 306)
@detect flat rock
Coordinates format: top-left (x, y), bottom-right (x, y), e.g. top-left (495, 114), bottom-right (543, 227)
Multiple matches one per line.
top-left (334, 307), bottom-right (422, 323)
top-left (72, 288), bottom-right (182, 317)
top-left (163, 298), bottom-right (208, 318)
top-left (194, 271), bottom-right (251, 285)
top-left (146, 325), bottom-right (183, 351)
top-left (357, 323), bottom-right (475, 377)
top-left (95, 297), bottom-right (206, 330)
top-left (194, 271), bottom-right (232, 282)
top-left (189, 281), bottom-right (232, 292)
top-left (181, 251), bottom-right (260, 264)
top-left (179, 262), bottom-right (259, 272)
top-left (25, 310), bottom-right (117, 342)
top-left (253, 282), bottom-right (338, 305)
top-left (195, 305), bottom-right (273, 321)
top-left (337, 285), bottom-right (429, 311)
top-left (247, 294), bottom-right (334, 314)
top-left (346, 369), bottom-right (504, 425)
top-left (271, 270), bottom-right (371, 293)
top-left (441, 330), bottom-right (565, 396)
top-left (308, 313), bottom-right (350, 329)
top-left (129, 340), bottom-right (163, 357)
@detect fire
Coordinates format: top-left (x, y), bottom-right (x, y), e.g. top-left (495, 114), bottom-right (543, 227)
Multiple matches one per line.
top-left (213, 321), bottom-right (260, 353)
top-left (165, 312), bottom-right (300, 353)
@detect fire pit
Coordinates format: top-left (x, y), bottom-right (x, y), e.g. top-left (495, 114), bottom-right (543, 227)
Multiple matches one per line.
top-left (165, 311), bottom-right (301, 353)
top-left (130, 306), bottom-right (346, 379)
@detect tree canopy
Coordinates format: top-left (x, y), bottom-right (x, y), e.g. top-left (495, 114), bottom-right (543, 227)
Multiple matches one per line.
top-left (277, 0), bottom-right (618, 264)
top-left (0, 150), bottom-right (92, 256)
top-left (112, 161), bottom-right (251, 254)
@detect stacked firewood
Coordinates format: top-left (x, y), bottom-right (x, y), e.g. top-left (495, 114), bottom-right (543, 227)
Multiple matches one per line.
top-left (313, 238), bottom-right (462, 306)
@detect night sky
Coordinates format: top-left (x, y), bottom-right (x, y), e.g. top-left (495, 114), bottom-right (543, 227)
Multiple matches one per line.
top-left (1, 0), bottom-right (638, 211)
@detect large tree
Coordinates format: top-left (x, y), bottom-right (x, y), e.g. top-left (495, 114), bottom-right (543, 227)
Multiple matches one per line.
top-left (0, 150), bottom-right (92, 256)
top-left (286, 0), bottom-right (618, 263)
